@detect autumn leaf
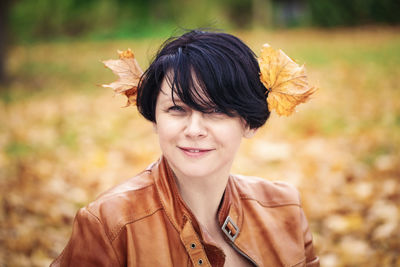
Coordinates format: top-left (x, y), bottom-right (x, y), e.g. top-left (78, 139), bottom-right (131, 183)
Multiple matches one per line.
top-left (102, 49), bottom-right (143, 106)
top-left (258, 44), bottom-right (316, 116)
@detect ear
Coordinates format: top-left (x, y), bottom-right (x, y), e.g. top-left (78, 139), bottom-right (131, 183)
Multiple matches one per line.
top-left (243, 127), bottom-right (257, 139)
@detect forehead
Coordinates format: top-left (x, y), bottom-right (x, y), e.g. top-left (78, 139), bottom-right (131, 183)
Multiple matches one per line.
top-left (158, 72), bottom-right (212, 106)
top-left (158, 79), bottom-right (181, 102)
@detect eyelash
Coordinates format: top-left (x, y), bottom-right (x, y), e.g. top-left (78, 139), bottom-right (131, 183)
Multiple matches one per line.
top-left (212, 108), bottom-right (224, 114)
top-left (167, 105), bottom-right (185, 112)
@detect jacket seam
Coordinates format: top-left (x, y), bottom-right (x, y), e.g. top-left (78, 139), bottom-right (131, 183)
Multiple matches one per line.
top-left (95, 182), bottom-right (155, 202)
top-left (240, 197), bottom-right (301, 208)
top-left (154, 175), bottom-right (184, 234)
top-left (87, 183), bottom-right (162, 241)
top-left (86, 208), bottom-right (123, 267)
top-left (109, 206), bottom-right (164, 241)
top-left (287, 191), bottom-right (308, 267)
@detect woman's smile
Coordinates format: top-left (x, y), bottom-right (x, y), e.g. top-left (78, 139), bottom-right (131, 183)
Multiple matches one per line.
top-left (178, 146), bottom-right (215, 158)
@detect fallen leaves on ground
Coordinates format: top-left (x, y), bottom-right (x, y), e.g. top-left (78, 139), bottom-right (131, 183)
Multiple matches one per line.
top-left (1, 28), bottom-right (399, 267)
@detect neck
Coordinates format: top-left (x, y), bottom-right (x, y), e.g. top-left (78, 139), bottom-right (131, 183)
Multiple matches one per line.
top-left (173, 170), bottom-right (230, 227)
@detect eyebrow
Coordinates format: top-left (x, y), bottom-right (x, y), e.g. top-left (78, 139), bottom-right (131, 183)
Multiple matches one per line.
top-left (160, 94), bottom-right (184, 105)
top-left (171, 98), bottom-right (184, 104)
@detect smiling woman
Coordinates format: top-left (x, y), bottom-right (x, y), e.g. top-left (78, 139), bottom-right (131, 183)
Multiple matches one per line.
top-left (51, 30), bottom-right (319, 267)
top-left (154, 82), bottom-right (256, 182)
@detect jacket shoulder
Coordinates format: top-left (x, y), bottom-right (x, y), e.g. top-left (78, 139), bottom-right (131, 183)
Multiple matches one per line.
top-left (232, 174), bottom-right (301, 207)
top-left (84, 170), bottom-right (163, 241)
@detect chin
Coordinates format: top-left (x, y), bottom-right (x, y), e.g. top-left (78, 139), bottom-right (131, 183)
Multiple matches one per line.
top-left (175, 164), bottom-right (214, 179)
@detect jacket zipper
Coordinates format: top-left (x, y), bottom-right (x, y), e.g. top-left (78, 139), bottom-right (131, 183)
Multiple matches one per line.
top-left (229, 242), bottom-right (259, 267)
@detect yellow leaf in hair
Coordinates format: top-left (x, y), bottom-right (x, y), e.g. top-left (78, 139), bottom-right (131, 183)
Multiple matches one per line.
top-left (258, 44), bottom-right (316, 116)
top-left (102, 48), bottom-right (143, 106)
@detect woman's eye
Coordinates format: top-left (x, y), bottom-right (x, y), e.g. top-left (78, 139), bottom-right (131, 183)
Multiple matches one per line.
top-left (206, 107), bottom-right (224, 115)
top-left (168, 105), bottom-right (185, 112)
top-left (205, 108), bottom-right (227, 119)
top-left (212, 108), bottom-right (224, 114)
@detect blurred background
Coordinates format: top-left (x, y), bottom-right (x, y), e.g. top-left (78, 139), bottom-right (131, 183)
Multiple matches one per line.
top-left (0, 0), bottom-right (399, 266)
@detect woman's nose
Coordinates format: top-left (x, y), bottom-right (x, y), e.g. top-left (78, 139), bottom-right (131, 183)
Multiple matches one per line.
top-left (183, 111), bottom-right (207, 138)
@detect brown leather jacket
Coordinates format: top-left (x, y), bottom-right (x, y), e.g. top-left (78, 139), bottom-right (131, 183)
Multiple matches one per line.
top-left (51, 157), bottom-right (319, 267)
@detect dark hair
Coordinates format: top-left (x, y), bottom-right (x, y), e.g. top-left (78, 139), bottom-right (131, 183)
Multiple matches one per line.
top-left (136, 30), bottom-right (270, 129)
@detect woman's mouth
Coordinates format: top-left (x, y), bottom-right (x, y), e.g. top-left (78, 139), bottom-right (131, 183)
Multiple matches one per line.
top-left (178, 147), bottom-right (214, 157)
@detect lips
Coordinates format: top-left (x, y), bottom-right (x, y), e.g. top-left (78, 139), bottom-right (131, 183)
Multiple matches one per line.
top-left (178, 147), bottom-right (214, 157)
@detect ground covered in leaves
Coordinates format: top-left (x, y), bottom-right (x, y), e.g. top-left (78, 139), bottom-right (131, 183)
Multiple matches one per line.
top-left (1, 27), bottom-right (399, 266)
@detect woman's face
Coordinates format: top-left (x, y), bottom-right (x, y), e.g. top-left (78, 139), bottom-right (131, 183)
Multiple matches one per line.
top-left (154, 78), bottom-right (256, 181)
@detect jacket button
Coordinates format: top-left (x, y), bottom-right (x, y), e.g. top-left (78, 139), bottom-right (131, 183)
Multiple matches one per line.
top-left (190, 243), bottom-right (196, 249)
top-left (198, 259), bottom-right (203, 265)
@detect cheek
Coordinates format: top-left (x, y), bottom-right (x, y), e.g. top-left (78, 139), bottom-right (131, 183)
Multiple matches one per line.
top-left (214, 124), bottom-right (245, 145)
top-left (221, 120), bottom-right (246, 135)
top-left (155, 118), bottom-right (181, 140)
top-left (156, 126), bottom-right (174, 153)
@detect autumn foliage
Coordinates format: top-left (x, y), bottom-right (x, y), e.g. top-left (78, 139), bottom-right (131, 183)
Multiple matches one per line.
top-left (102, 48), bottom-right (143, 107)
top-left (1, 28), bottom-right (399, 266)
top-left (258, 43), bottom-right (316, 116)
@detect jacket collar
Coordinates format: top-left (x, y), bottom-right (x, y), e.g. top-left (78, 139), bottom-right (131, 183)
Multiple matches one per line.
top-left (150, 156), bottom-right (243, 242)
top-left (218, 176), bottom-right (243, 242)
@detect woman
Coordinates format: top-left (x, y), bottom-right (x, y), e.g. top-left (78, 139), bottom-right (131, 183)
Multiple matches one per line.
top-left (51, 30), bottom-right (319, 266)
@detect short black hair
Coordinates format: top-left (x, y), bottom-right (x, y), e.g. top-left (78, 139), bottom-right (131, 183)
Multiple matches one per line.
top-left (136, 30), bottom-right (270, 129)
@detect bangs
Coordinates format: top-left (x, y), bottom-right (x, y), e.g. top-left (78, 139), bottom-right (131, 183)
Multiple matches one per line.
top-left (157, 47), bottom-right (238, 116)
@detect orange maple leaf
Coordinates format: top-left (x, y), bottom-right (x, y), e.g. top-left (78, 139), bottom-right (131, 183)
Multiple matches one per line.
top-left (102, 49), bottom-right (143, 106)
top-left (258, 44), bottom-right (317, 116)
